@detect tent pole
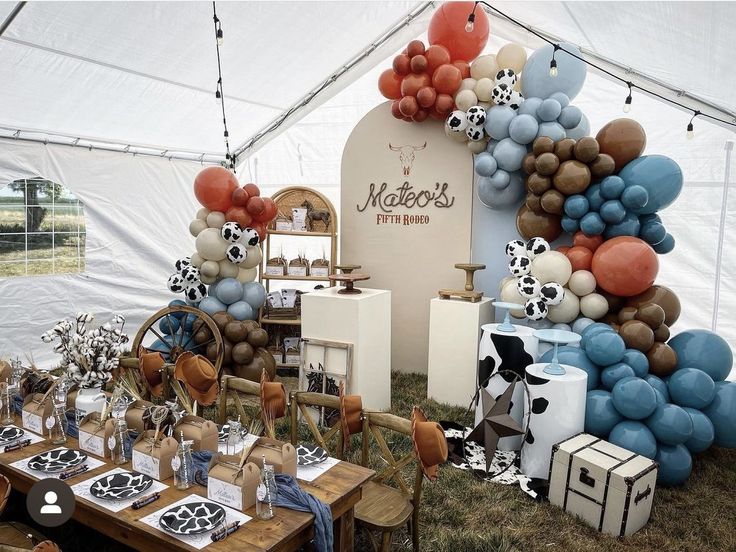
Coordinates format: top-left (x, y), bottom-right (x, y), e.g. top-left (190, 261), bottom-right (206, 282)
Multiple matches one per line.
top-left (0, 1), bottom-right (25, 37)
top-left (712, 140), bottom-right (734, 332)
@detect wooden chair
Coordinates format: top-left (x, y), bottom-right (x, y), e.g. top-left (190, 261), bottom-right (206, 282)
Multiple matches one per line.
top-left (218, 375), bottom-right (261, 425)
top-left (0, 474), bottom-right (10, 517)
top-left (289, 391), bottom-right (344, 459)
top-left (355, 411), bottom-right (424, 552)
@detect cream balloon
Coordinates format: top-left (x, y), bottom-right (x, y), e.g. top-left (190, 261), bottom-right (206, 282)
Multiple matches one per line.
top-left (195, 227), bottom-right (228, 261)
top-left (474, 78), bottom-right (495, 102)
top-left (470, 54), bottom-right (497, 80)
top-left (445, 124), bottom-right (469, 143)
top-left (547, 290), bottom-right (580, 323)
top-left (568, 270), bottom-right (596, 296)
top-left (501, 279), bottom-right (526, 318)
top-left (200, 260), bottom-right (220, 279)
top-left (206, 211), bottom-right (226, 229)
top-left (530, 251), bottom-right (573, 285)
top-left (190, 252), bottom-right (204, 268)
top-left (218, 259), bottom-right (239, 278)
top-left (580, 293), bottom-right (608, 320)
top-left (496, 43), bottom-right (528, 74)
top-left (200, 273), bottom-right (217, 285)
top-left (467, 140), bottom-right (487, 154)
top-left (459, 77), bottom-right (478, 92)
top-left (478, 101), bottom-right (493, 110)
top-left (241, 245), bottom-right (263, 269)
top-left (236, 267), bottom-right (258, 283)
top-left (499, 275), bottom-right (516, 291)
top-left (196, 207), bottom-right (210, 220)
top-left (454, 89), bottom-right (478, 112)
top-left (189, 219), bottom-right (208, 237)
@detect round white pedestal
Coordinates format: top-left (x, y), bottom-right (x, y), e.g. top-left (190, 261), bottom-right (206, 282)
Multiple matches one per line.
top-left (520, 363), bottom-right (587, 479)
top-left (476, 324), bottom-right (539, 450)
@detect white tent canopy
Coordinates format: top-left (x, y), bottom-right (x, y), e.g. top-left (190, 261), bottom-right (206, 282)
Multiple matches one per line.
top-left (0, 1), bottom-right (734, 373)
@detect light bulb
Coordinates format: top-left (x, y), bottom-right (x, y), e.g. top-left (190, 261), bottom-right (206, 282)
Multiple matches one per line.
top-left (623, 95), bottom-right (632, 113)
top-left (686, 123), bottom-right (694, 140)
top-left (549, 60), bottom-right (558, 78)
top-left (216, 29), bottom-right (223, 46)
top-left (465, 13), bottom-right (475, 33)
top-left (215, 90), bottom-right (221, 102)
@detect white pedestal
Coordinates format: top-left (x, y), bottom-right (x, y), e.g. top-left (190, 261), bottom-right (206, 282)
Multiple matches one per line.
top-left (521, 363), bottom-right (587, 480)
top-left (301, 287), bottom-right (391, 410)
top-left (427, 297), bottom-right (494, 407)
top-left (475, 324), bottom-right (539, 450)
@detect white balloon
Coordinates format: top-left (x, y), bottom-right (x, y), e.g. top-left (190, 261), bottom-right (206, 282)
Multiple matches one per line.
top-left (240, 245), bottom-right (263, 269)
top-left (470, 54), bottom-right (497, 80)
top-left (195, 227), bottom-right (228, 261)
top-left (547, 290), bottom-right (580, 324)
top-left (236, 267), bottom-right (258, 283)
top-left (189, 219), bottom-right (208, 237)
top-left (196, 208), bottom-right (210, 221)
top-left (455, 89), bottom-right (478, 112)
top-left (206, 211), bottom-right (226, 229)
top-left (530, 251), bottom-right (573, 285)
top-left (478, 101), bottom-right (493, 110)
top-left (474, 78), bottom-right (494, 102)
top-left (580, 293), bottom-right (608, 320)
top-left (200, 260), bottom-right (220, 278)
top-left (190, 252), bottom-right (204, 268)
top-left (218, 259), bottom-right (239, 278)
top-left (459, 78), bottom-right (477, 92)
top-left (498, 275), bottom-right (516, 291)
top-left (568, 270), bottom-right (597, 296)
top-left (200, 273), bottom-right (217, 285)
top-left (500, 279), bottom-right (526, 318)
top-left (467, 140), bottom-right (487, 154)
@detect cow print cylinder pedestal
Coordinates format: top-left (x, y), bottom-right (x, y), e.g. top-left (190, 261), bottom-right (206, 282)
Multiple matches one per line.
top-left (521, 363), bottom-right (587, 480)
top-left (476, 324), bottom-right (539, 451)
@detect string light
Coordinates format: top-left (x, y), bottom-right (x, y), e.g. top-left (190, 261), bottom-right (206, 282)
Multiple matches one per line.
top-left (216, 27), bottom-right (224, 46)
top-left (623, 82), bottom-right (632, 113)
top-left (549, 44), bottom-right (559, 78)
top-left (687, 111), bottom-right (700, 140)
top-left (465, 2), bottom-right (477, 32)
top-left (212, 2), bottom-right (235, 170)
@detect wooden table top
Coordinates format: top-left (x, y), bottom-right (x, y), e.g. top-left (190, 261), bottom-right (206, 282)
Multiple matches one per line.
top-left (0, 423), bottom-right (374, 552)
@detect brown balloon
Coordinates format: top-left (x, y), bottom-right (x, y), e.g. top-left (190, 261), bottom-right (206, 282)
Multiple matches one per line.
top-left (541, 189), bottom-right (565, 215)
top-left (589, 153), bottom-right (616, 178)
top-left (208, 338), bottom-right (233, 364)
top-left (194, 329), bottom-right (212, 345)
top-left (647, 342), bottom-right (678, 377)
top-left (243, 320), bottom-right (260, 333)
top-left (522, 153), bottom-right (537, 175)
top-left (527, 173), bottom-right (552, 194)
top-left (532, 136), bottom-right (555, 156)
top-left (233, 356), bottom-right (266, 383)
top-left (212, 312), bottom-right (234, 332)
top-left (599, 290), bottom-right (624, 313)
top-left (516, 204), bottom-right (562, 241)
top-left (255, 348), bottom-right (277, 381)
top-left (610, 323), bottom-right (621, 333)
top-left (554, 138), bottom-right (576, 162)
top-left (574, 137), bottom-right (600, 163)
top-left (224, 321), bottom-right (249, 343)
top-left (636, 303), bottom-right (666, 329)
top-left (617, 306), bottom-right (638, 324)
top-left (596, 118), bottom-right (647, 172)
top-left (602, 313), bottom-right (619, 325)
top-left (618, 320), bottom-right (655, 352)
top-left (653, 324), bottom-right (670, 342)
top-left (626, 285), bottom-right (681, 326)
top-left (246, 327), bottom-right (269, 348)
top-left (535, 153), bottom-right (560, 176)
top-left (553, 160), bottom-right (591, 195)
top-left (232, 341), bottom-right (255, 365)
top-left (525, 193), bottom-right (543, 214)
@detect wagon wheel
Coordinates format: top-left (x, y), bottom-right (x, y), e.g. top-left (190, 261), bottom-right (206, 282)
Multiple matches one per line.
top-left (132, 306), bottom-right (224, 374)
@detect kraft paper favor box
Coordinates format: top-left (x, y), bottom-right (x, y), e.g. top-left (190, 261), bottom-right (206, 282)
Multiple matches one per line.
top-left (549, 433), bottom-right (658, 537)
top-left (132, 430), bottom-right (178, 481)
top-left (125, 399), bottom-right (155, 434)
top-left (207, 454), bottom-right (260, 512)
top-left (243, 437), bottom-right (297, 477)
top-left (174, 415), bottom-right (218, 453)
top-left (22, 393), bottom-right (52, 436)
top-left (78, 412), bottom-right (115, 459)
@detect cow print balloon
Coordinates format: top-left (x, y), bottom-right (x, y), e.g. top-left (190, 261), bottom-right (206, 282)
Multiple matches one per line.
top-left (242, 227), bottom-right (260, 246)
top-left (508, 255), bottom-right (531, 277)
top-left (181, 266), bottom-right (200, 284)
top-left (466, 106), bottom-right (487, 126)
top-left (446, 110), bottom-right (469, 132)
top-left (220, 222), bottom-right (242, 243)
top-left (539, 282), bottom-right (565, 305)
top-left (491, 83), bottom-right (513, 105)
top-left (505, 240), bottom-right (527, 258)
top-left (517, 275), bottom-right (541, 298)
top-left (525, 237), bottom-right (550, 259)
top-left (168, 274), bottom-right (185, 293)
top-left (465, 124), bottom-right (485, 141)
top-left (185, 283), bottom-right (207, 302)
top-left (495, 68), bottom-right (518, 87)
top-left (507, 90), bottom-right (524, 110)
top-left (226, 243), bottom-right (247, 264)
top-left (175, 257), bottom-right (191, 272)
top-left (524, 298), bottom-right (548, 320)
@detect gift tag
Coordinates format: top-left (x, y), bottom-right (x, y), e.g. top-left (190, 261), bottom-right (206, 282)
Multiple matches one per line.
top-left (256, 483), bottom-right (267, 502)
top-left (45, 416), bottom-right (56, 430)
top-left (107, 436), bottom-right (117, 450)
top-left (171, 455), bottom-right (181, 471)
top-left (208, 477), bottom-right (243, 511)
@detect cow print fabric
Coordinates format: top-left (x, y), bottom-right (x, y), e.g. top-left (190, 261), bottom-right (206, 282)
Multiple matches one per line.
top-left (27, 449), bottom-right (87, 473)
top-left (90, 472), bottom-right (153, 500)
top-left (159, 502), bottom-right (226, 535)
top-left (296, 444), bottom-right (329, 466)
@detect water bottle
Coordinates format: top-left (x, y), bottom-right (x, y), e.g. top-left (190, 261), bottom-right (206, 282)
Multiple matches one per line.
top-left (173, 432), bottom-right (194, 490)
top-left (256, 456), bottom-right (277, 520)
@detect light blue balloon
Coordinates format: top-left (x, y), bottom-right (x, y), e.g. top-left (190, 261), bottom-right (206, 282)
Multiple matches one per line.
top-left (168, 299), bottom-right (187, 319)
top-left (639, 213), bottom-right (661, 225)
top-left (508, 114), bottom-right (539, 144)
top-left (612, 377), bottom-right (657, 420)
top-left (653, 388), bottom-right (668, 406)
top-left (487, 169), bottom-right (511, 190)
top-left (669, 329), bottom-right (733, 382)
top-left (548, 92), bottom-right (570, 108)
top-left (537, 98), bottom-right (562, 122)
top-left (561, 216), bottom-right (580, 233)
top-left (621, 185), bottom-right (649, 210)
top-left (668, 368), bottom-right (716, 409)
top-left (521, 42), bottom-right (587, 100)
top-left (653, 233), bottom-right (676, 254)
top-left (601, 363), bottom-right (636, 391)
top-left (623, 349), bottom-right (649, 378)
top-left (474, 152), bottom-right (498, 177)
top-left (600, 176), bottom-right (625, 199)
top-left (208, 280), bottom-right (220, 299)
top-left (580, 323), bottom-right (614, 349)
top-left (484, 106), bottom-right (516, 140)
top-left (609, 421), bottom-right (657, 459)
top-left (517, 97), bottom-right (543, 117)
top-left (585, 390), bottom-right (623, 437)
top-left (149, 335), bottom-right (177, 358)
top-left (603, 211), bottom-right (641, 239)
top-left (199, 295), bottom-right (228, 316)
top-left (566, 113), bottom-right (590, 141)
top-left (242, 282), bottom-right (267, 310)
top-left (587, 332), bottom-right (625, 365)
top-left (599, 200), bottom-right (626, 224)
top-left (584, 183), bottom-right (604, 211)
top-left (493, 138), bottom-right (528, 172)
top-left (655, 444), bottom-right (692, 486)
top-left (540, 346), bottom-right (599, 390)
top-left (486, 139), bottom-right (499, 154)
top-left (181, 313), bottom-right (196, 333)
top-left (644, 374), bottom-right (669, 402)
top-left (477, 173), bottom-right (524, 210)
top-left (682, 407), bottom-right (715, 453)
top-left (572, 317), bottom-right (595, 335)
top-left (552, 323), bottom-right (572, 331)
top-left (702, 381), bottom-right (736, 447)
top-left (536, 121), bottom-right (566, 142)
top-left (619, 155), bottom-right (683, 215)
top-left (227, 300), bottom-right (255, 321)
top-left (159, 316), bottom-right (181, 335)
top-left (564, 194), bottom-right (589, 219)
top-left (558, 105), bottom-right (582, 129)
top-left (639, 222), bottom-right (667, 245)
top-left (580, 212), bottom-right (605, 235)
top-left (646, 403), bottom-right (693, 445)
top-left (215, 278), bottom-right (243, 305)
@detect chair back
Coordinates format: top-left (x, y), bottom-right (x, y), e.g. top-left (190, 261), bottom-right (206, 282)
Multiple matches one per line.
top-left (218, 375), bottom-right (261, 424)
top-left (0, 473), bottom-right (10, 516)
top-left (289, 391), bottom-right (344, 459)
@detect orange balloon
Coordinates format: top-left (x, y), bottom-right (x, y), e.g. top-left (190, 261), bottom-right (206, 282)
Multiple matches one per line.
top-left (225, 206), bottom-right (253, 228)
top-left (194, 167), bottom-right (238, 212)
top-left (261, 197), bottom-right (278, 222)
top-left (565, 245), bottom-right (593, 271)
top-left (243, 183), bottom-right (260, 197)
top-left (434, 93), bottom-right (454, 114)
top-left (416, 86), bottom-right (437, 108)
top-left (231, 187), bottom-right (249, 207)
top-left (399, 96), bottom-right (419, 117)
top-left (452, 60), bottom-right (471, 79)
top-left (246, 196), bottom-right (265, 216)
top-left (557, 246), bottom-right (571, 254)
top-left (573, 231), bottom-right (603, 252)
top-left (407, 40), bottom-right (426, 58)
top-left (516, 204), bottom-right (562, 242)
top-left (428, 1), bottom-right (489, 62)
top-left (412, 109), bottom-right (429, 123)
top-left (591, 237), bottom-right (659, 297)
top-left (425, 44), bottom-right (452, 74)
top-left (401, 73), bottom-right (432, 97)
top-left (410, 55), bottom-right (428, 74)
top-left (596, 118), bottom-right (647, 172)
top-left (378, 69), bottom-right (403, 100)
top-left (432, 64), bottom-right (462, 95)
top-left (391, 101), bottom-right (403, 119)
top-left (428, 107), bottom-right (446, 120)
top-left (392, 54), bottom-right (411, 76)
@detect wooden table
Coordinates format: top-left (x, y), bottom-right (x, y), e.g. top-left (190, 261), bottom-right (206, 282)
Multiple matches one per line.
top-left (0, 424), bottom-right (374, 552)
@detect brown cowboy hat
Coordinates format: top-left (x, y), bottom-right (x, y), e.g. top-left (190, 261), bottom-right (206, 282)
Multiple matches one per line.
top-left (174, 352), bottom-right (219, 406)
top-left (139, 350), bottom-right (166, 397)
top-left (339, 382), bottom-right (362, 452)
top-left (411, 406), bottom-right (448, 482)
top-left (260, 368), bottom-right (287, 420)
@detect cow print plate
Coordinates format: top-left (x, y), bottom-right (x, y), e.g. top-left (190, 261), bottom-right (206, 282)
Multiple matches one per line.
top-left (27, 449), bottom-right (87, 473)
top-left (90, 472), bottom-right (153, 500)
top-left (0, 426), bottom-right (24, 444)
top-left (159, 502), bottom-right (226, 535)
top-left (296, 444), bottom-right (328, 466)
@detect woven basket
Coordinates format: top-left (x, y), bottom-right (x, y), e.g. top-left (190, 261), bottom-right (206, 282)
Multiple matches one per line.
top-left (269, 188), bottom-right (332, 232)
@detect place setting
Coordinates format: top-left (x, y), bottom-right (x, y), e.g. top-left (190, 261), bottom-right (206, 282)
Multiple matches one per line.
top-left (295, 444), bottom-right (340, 483)
top-left (70, 467), bottom-right (169, 513)
top-left (9, 446), bottom-right (106, 480)
top-left (0, 425), bottom-right (46, 452)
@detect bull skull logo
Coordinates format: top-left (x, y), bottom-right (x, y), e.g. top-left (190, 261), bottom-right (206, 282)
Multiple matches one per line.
top-left (389, 142), bottom-right (427, 176)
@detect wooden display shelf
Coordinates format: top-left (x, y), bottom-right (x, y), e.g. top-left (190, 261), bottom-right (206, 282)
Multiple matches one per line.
top-left (276, 361), bottom-right (301, 369)
top-left (267, 229), bottom-right (332, 237)
top-left (261, 317), bottom-right (302, 325)
top-left (262, 274), bottom-right (331, 281)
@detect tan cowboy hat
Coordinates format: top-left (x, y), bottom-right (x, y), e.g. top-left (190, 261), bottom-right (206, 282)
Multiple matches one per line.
top-left (139, 351), bottom-right (166, 397)
top-left (260, 368), bottom-right (287, 420)
top-left (174, 352), bottom-right (219, 406)
top-left (339, 382), bottom-right (362, 452)
top-left (411, 406), bottom-right (448, 482)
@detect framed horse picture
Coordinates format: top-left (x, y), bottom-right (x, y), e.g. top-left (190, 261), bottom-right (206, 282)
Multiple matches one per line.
top-left (299, 338), bottom-right (353, 426)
